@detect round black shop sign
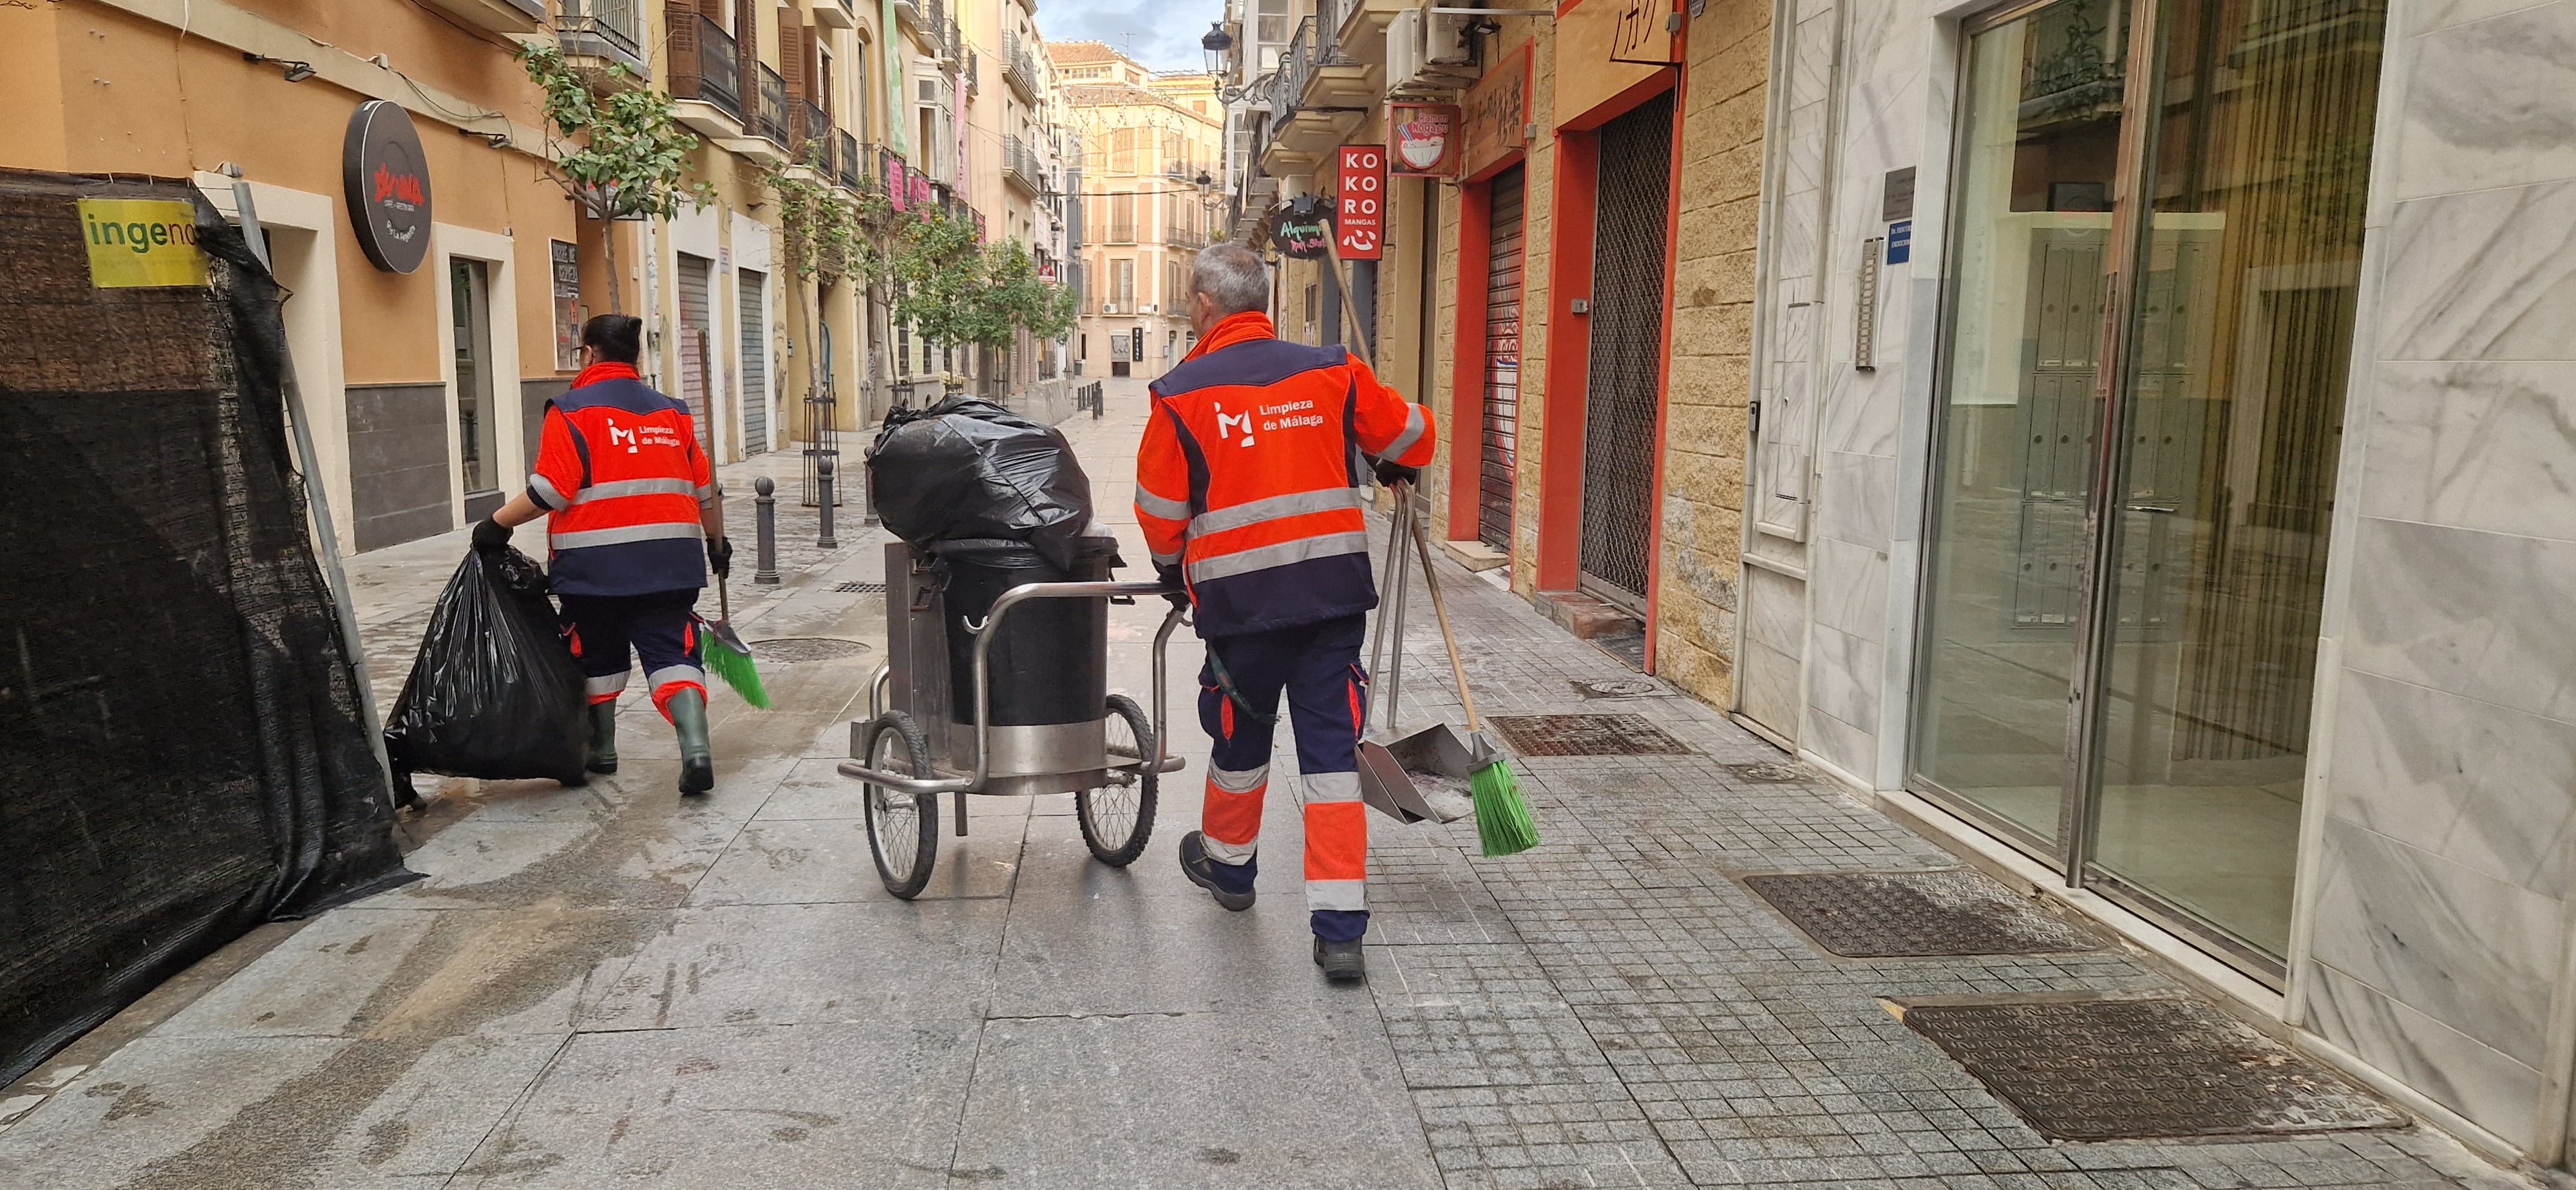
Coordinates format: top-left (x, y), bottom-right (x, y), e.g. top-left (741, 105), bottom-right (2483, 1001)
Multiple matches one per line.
top-left (343, 100), bottom-right (433, 274)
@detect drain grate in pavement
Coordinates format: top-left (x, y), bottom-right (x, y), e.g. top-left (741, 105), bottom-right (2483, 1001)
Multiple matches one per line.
top-left (1743, 870), bottom-right (2097, 957)
top-left (748, 638), bottom-right (871, 663)
top-left (831, 581), bottom-right (886, 593)
top-left (1486, 713), bottom-right (1694, 757)
top-left (1571, 677), bottom-right (1660, 699)
top-left (1725, 761), bottom-right (1806, 784)
top-left (1902, 997), bottom-right (2406, 1140)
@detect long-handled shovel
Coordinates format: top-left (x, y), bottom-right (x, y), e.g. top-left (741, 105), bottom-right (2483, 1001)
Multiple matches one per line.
top-left (1355, 481), bottom-right (1474, 824)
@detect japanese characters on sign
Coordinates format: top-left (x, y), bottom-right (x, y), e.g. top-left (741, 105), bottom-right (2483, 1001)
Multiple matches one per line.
top-left (1557, 0), bottom-right (1676, 124)
top-left (1461, 41), bottom-right (1531, 178)
top-left (1390, 105), bottom-right (1463, 178)
top-left (1335, 145), bottom-right (1385, 260)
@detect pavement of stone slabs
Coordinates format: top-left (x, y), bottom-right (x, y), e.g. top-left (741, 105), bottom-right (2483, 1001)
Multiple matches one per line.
top-left (0, 379), bottom-right (2542, 1190)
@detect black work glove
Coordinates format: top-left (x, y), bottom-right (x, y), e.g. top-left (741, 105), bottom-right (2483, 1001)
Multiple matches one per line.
top-left (1373, 459), bottom-right (1421, 488)
top-left (471, 516), bottom-right (513, 552)
top-left (1157, 565), bottom-right (1190, 616)
top-left (706, 535), bottom-right (734, 579)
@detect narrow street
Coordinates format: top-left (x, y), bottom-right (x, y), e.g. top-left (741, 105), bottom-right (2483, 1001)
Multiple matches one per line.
top-left (0, 379), bottom-right (2537, 1189)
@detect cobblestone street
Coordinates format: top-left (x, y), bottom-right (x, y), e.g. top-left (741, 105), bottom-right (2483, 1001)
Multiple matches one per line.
top-left (0, 379), bottom-right (2544, 1189)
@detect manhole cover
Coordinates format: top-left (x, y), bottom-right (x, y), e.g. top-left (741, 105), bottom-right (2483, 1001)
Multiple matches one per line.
top-left (748, 638), bottom-right (871, 663)
top-left (1903, 997), bottom-right (2405, 1140)
top-left (1743, 871), bottom-right (2097, 957)
top-left (1486, 713), bottom-right (1694, 757)
top-left (831, 581), bottom-right (887, 594)
top-left (1726, 762), bottom-right (1806, 783)
top-left (1572, 677), bottom-right (1660, 699)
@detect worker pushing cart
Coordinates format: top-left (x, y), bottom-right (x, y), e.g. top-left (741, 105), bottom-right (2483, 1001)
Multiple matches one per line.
top-left (1133, 243), bottom-right (1438, 983)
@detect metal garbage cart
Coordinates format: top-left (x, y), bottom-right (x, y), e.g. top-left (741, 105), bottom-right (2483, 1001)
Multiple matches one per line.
top-left (840, 542), bottom-right (1188, 898)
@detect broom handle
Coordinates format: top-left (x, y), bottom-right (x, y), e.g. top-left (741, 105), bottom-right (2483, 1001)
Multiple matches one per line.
top-left (718, 571), bottom-right (732, 621)
top-left (1408, 500), bottom-right (1482, 733)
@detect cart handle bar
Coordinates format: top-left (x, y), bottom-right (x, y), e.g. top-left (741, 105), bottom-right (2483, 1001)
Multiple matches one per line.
top-left (841, 579), bottom-right (1188, 796)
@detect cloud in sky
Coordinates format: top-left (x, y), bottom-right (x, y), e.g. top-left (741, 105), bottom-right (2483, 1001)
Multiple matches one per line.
top-left (1035, 0), bottom-right (1224, 72)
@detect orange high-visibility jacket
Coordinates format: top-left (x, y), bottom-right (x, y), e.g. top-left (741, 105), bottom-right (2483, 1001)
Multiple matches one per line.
top-left (1134, 312), bottom-right (1435, 637)
top-left (526, 369), bottom-right (716, 596)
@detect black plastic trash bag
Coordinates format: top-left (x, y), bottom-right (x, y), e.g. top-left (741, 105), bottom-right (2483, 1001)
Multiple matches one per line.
top-left (383, 546), bottom-right (589, 785)
top-left (867, 395), bottom-right (1094, 569)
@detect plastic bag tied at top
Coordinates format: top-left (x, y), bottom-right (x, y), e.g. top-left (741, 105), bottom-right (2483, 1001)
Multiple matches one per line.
top-left (866, 395), bottom-right (1095, 569)
top-left (384, 546), bottom-right (591, 785)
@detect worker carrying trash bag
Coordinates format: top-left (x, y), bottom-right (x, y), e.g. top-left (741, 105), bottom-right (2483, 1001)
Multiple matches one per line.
top-left (1133, 243), bottom-right (1436, 983)
top-left (473, 314), bottom-right (737, 797)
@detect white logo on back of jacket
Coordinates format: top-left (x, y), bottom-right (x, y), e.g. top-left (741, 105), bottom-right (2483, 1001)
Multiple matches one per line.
top-left (609, 422), bottom-right (639, 453)
top-left (1214, 404), bottom-right (1256, 448)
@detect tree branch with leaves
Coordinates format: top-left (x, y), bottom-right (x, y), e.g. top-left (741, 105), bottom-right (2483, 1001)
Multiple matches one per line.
top-left (516, 46), bottom-right (714, 311)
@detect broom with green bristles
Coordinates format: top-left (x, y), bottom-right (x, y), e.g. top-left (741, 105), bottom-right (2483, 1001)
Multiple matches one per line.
top-left (698, 573), bottom-right (772, 710)
top-left (1405, 496), bottom-right (1539, 857)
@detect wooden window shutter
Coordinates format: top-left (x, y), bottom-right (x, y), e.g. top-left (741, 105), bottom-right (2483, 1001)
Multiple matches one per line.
top-left (736, 0), bottom-right (759, 114)
top-left (807, 24), bottom-right (826, 118)
top-left (779, 9), bottom-right (806, 99)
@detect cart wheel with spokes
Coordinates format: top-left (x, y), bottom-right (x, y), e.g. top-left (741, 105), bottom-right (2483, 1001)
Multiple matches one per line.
top-left (862, 711), bottom-right (940, 899)
top-left (1078, 694), bottom-right (1159, 867)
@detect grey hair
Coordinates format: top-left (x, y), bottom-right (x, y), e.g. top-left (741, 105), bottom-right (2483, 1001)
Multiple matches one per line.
top-left (1189, 242), bottom-right (1271, 316)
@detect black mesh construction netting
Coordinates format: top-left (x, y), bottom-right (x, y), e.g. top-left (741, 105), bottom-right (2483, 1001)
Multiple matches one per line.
top-left (0, 170), bottom-right (412, 1083)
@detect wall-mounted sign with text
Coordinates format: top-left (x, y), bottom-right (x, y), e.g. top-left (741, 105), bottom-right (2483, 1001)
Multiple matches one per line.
top-left (1335, 145), bottom-right (1385, 260)
top-left (1461, 41), bottom-right (1532, 179)
top-left (341, 100), bottom-right (433, 274)
top-left (1269, 194), bottom-right (1333, 261)
top-left (1390, 105), bottom-right (1463, 178)
top-left (1557, 0), bottom-right (1678, 126)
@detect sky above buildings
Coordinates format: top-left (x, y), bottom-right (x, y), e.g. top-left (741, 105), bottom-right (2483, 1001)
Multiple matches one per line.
top-left (1037, 0), bottom-right (1222, 71)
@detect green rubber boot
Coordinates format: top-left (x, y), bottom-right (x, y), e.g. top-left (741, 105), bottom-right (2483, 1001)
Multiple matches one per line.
top-left (669, 688), bottom-right (715, 796)
top-left (585, 702), bottom-right (620, 775)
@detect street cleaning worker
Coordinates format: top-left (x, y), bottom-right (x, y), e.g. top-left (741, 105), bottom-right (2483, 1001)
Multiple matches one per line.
top-left (1135, 243), bottom-right (1436, 983)
top-left (472, 314), bottom-right (735, 797)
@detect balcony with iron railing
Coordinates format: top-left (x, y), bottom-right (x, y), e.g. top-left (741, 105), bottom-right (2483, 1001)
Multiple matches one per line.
top-left (838, 131), bottom-right (864, 190)
top-left (558, 0), bottom-right (645, 75)
top-left (667, 11), bottom-right (744, 126)
top-left (1002, 135), bottom-right (1041, 194)
top-left (756, 64), bottom-right (791, 146)
top-left (1002, 33), bottom-right (1040, 101)
top-left (1272, 19), bottom-right (1314, 135)
top-left (793, 98), bottom-right (831, 171)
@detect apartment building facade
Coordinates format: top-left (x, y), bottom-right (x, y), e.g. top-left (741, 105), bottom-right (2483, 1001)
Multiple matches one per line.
top-left (1050, 43), bottom-right (1226, 379)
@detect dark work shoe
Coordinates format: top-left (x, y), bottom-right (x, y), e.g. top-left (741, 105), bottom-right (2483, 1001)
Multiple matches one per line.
top-left (1313, 937), bottom-right (1365, 983)
top-left (1179, 831), bottom-right (1256, 911)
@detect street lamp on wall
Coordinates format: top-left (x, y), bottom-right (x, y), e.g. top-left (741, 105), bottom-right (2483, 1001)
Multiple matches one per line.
top-left (1200, 23), bottom-right (1234, 81)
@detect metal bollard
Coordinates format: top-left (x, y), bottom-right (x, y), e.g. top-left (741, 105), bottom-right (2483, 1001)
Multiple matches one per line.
top-left (815, 457), bottom-right (839, 549)
top-left (752, 477), bottom-right (781, 585)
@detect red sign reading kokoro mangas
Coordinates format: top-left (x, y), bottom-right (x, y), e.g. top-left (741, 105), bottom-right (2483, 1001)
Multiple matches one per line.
top-left (1335, 145), bottom-right (1384, 261)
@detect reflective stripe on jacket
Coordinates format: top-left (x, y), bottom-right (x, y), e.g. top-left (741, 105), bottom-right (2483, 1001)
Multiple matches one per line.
top-left (527, 374), bottom-right (715, 597)
top-left (1133, 312), bottom-right (1437, 637)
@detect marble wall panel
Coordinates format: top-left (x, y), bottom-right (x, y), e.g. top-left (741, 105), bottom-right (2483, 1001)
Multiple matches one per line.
top-left (1817, 449), bottom-right (1897, 552)
top-left (2304, 959), bottom-right (2542, 1149)
top-left (2341, 517), bottom-right (2576, 724)
top-left (2328, 670), bottom-right (2576, 896)
top-left (2307, 816), bottom-right (2561, 1064)
top-left (1804, 704), bottom-right (1877, 780)
top-left (1809, 536), bottom-right (1891, 644)
top-left (2362, 361), bottom-right (2576, 542)
top-left (2377, 180), bottom-right (2576, 362)
top-left (2383, 2), bottom-right (2576, 203)
top-left (1807, 623), bottom-right (1884, 735)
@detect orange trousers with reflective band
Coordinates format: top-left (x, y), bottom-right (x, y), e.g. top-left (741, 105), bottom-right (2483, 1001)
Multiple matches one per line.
top-left (1194, 614), bottom-right (1369, 942)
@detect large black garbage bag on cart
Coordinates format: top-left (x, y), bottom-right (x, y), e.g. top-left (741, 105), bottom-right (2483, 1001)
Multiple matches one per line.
top-left (868, 395), bottom-right (1094, 569)
top-left (384, 546), bottom-right (590, 785)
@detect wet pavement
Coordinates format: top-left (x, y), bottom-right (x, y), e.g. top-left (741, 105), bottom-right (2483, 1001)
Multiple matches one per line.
top-left (0, 379), bottom-right (2550, 1189)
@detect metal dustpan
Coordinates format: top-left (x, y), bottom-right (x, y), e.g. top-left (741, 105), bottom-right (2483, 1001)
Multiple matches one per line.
top-left (1356, 481), bottom-right (1474, 824)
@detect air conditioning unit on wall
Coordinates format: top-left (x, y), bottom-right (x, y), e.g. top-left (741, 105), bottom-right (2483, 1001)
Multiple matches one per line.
top-left (1386, 8), bottom-right (1479, 97)
top-left (1103, 303), bottom-right (1119, 314)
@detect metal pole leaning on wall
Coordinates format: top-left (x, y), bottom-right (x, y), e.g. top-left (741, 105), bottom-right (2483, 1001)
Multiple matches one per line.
top-left (223, 170), bottom-right (399, 806)
top-left (753, 477), bottom-right (781, 584)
